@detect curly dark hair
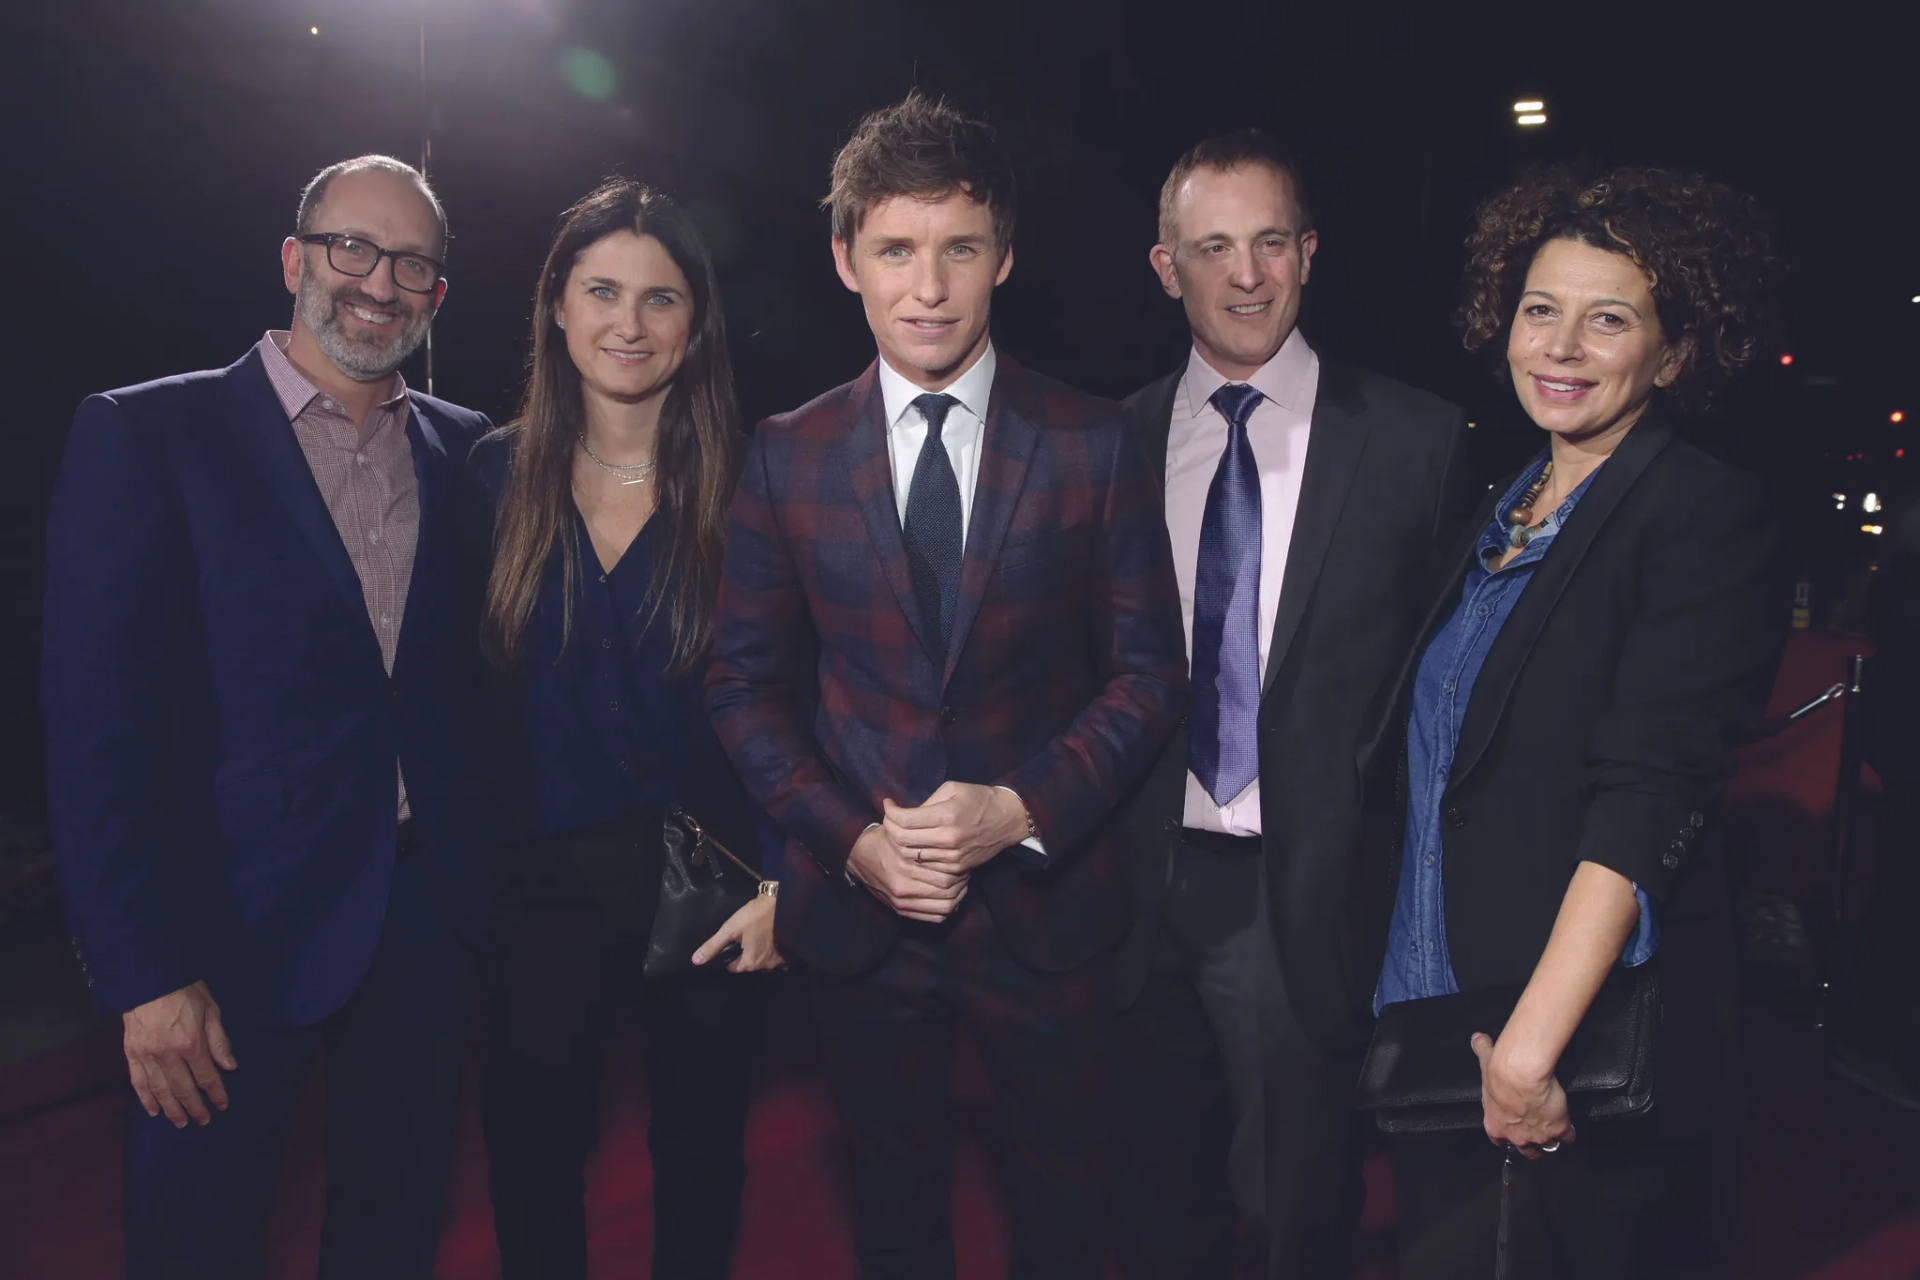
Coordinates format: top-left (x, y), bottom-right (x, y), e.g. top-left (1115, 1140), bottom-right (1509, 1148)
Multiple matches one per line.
top-left (1458, 164), bottom-right (1784, 409)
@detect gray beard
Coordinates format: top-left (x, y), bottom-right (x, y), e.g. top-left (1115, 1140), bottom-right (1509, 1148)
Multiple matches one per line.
top-left (295, 271), bottom-right (432, 381)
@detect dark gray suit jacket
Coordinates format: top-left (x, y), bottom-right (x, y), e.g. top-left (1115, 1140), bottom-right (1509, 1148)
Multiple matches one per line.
top-left (1115, 354), bottom-right (1477, 1049)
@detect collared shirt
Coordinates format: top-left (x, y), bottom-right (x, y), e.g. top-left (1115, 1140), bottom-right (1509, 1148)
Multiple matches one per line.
top-left (870, 341), bottom-right (1041, 859)
top-left (1164, 330), bottom-right (1319, 835)
top-left (877, 342), bottom-right (997, 545)
top-left (258, 330), bottom-right (419, 817)
top-left (1375, 455), bottom-right (1657, 1011)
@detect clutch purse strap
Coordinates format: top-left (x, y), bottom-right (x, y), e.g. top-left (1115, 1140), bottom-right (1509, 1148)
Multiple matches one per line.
top-left (669, 804), bottom-right (764, 884)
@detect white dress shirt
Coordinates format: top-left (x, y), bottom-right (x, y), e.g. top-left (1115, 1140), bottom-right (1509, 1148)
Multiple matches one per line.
top-left (871, 342), bottom-right (1043, 857)
top-left (876, 342), bottom-right (996, 544)
top-left (1165, 330), bottom-right (1319, 835)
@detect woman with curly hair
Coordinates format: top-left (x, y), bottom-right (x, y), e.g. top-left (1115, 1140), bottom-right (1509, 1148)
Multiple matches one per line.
top-left (1360, 165), bottom-right (1791, 1277)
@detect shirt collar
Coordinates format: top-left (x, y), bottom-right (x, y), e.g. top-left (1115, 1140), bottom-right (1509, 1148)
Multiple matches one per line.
top-left (1182, 327), bottom-right (1315, 417)
top-left (258, 330), bottom-right (409, 422)
top-left (877, 341), bottom-right (996, 432)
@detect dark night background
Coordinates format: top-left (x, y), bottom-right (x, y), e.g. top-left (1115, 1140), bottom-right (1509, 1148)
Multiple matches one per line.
top-left (2, 0), bottom-right (1915, 824)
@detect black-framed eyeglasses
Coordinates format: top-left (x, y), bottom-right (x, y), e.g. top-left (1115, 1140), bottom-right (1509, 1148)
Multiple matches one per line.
top-left (296, 233), bottom-right (444, 294)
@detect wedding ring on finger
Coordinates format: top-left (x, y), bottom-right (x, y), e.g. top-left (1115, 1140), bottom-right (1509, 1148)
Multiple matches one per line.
top-left (1540, 1140), bottom-right (1562, 1153)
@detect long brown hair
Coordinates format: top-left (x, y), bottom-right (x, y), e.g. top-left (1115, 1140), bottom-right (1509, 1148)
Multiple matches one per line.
top-left (482, 179), bottom-right (742, 671)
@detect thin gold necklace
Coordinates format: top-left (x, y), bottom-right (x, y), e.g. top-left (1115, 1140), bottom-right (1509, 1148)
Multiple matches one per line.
top-left (578, 433), bottom-right (654, 486)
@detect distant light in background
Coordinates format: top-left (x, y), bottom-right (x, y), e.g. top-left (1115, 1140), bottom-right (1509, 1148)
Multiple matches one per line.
top-left (1912, 296), bottom-right (1920, 304)
top-left (1516, 113), bottom-right (1547, 126)
top-left (563, 48), bottom-right (617, 100)
top-left (309, 25), bottom-right (319, 35)
top-left (1865, 493), bottom-right (1882, 513)
top-left (1863, 525), bottom-right (1885, 535)
top-left (1893, 410), bottom-right (1907, 424)
top-left (1513, 100), bottom-right (1545, 113)
top-left (1513, 99), bottom-right (1548, 127)
top-left (1778, 353), bottom-right (1794, 366)
top-left (1899, 448), bottom-right (1908, 458)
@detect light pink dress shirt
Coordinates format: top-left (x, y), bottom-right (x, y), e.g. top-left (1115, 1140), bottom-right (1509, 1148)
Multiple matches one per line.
top-left (258, 331), bottom-right (419, 817)
top-left (1164, 330), bottom-right (1319, 835)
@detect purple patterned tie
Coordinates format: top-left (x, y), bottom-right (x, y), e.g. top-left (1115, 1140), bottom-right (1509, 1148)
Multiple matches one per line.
top-left (1189, 382), bottom-right (1265, 805)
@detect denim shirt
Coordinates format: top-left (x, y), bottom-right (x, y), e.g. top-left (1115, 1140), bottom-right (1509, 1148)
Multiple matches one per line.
top-left (1376, 456), bottom-right (1657, 1011)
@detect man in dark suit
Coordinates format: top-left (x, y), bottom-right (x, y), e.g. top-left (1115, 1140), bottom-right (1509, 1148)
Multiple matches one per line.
top-left (43, 155), bottom-right (490, 1278)
top-left (706, 93), bottom-right (1188, 1280)
top-left (1106, 131), bottom-right (1478, 1279)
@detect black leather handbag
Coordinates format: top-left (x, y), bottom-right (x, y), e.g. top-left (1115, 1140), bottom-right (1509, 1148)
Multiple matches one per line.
top-left (643, 805), bottom-right (764, 979)
top-left (1354, 964), bottom-right (1660, 1133)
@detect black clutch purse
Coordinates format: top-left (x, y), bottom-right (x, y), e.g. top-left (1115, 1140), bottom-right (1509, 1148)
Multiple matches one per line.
top-left (644, 805), bottom-right (765, 979)
top-left (1354, 965), bottom-right (1660, 1133)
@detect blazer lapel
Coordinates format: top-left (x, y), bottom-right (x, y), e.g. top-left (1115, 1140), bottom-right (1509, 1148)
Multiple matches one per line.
top-left (218, 349), bottom-right (377, 646)
top-left (391, 394), bottom-right (452, 677)
top-left (1262, 360), bottom-right (1371, 694)
top-left (836, 365), bottom-right (940, 660)
top-left (1448, 416), bottom-right (1678, 789)
top-left (1126, 369), bottom-right (1181, 488)
top-left (943, 362), bottom-right (1038, 685)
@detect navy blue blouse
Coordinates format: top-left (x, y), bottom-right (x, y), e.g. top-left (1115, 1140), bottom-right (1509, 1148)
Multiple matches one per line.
top-left (463, 435), bottom-right (765, 864)
top-left (516, 513), bottom-right (698, 835)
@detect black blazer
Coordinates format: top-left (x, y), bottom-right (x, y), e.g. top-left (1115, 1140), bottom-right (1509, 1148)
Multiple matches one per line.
top-left (1116, 356), bottom-right (1476, 1047)
top-left (1359, 413), bottom-right (1789, 1134)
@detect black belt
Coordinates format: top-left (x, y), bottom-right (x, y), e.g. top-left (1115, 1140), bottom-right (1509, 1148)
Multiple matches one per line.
top-left (396, 817), bottom-right (423, 860)
top-left (1178, 828), bottom-right (1262, 856)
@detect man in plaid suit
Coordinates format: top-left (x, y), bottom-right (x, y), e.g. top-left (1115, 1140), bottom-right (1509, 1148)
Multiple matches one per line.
top-left (706, 93), bottom-right (1188, 1279)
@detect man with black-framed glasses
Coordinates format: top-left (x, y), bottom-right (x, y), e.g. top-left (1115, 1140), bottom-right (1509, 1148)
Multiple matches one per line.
top-left (43, 153), bottom-right (492, 1278)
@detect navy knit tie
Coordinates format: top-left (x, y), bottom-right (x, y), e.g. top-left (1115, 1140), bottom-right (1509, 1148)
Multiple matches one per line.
top-left (1189, 382), bottom-right (1265, 804)
top-left (903, 393), bottom-right (964, 654)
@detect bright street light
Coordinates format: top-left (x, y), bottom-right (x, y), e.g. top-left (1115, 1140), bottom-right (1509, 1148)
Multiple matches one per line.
top-left (1513, 100), bottom-right (1544, 113)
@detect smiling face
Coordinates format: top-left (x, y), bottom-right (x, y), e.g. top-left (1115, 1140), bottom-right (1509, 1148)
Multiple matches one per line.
top-left (281, 167), bottom-right (444, 382)
top-left (1153, 163), bottom-right (1316, 381)
top-left (1507, 237), bottom-right (1687, 443)
top-left (553, 230), bottom-right (693, 407)
top-left (832, 192), bottom-right (1011, 390)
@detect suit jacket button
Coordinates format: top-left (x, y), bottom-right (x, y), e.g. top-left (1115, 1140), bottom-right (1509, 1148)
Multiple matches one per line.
top-left (940, 705), bottom-right (956, 726)
top-left (1444, 807), bottom-right (1467, 828)
top-left (1162, 816), bottom-right (1179, 833)
top-left (1662, 851), bottom-right (1681, 870)
top-left (1179, 714), bottom-right (1189, 727)
top-left (1689, 811), bottom-right (1706, 828)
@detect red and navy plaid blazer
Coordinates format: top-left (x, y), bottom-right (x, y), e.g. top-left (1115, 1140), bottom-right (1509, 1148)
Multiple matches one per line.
top-left (705, 355), bottom-right (1188, 977)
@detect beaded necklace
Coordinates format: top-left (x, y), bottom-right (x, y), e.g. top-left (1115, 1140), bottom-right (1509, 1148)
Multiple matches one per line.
top-left (1506, 461), bottom-right (1556, 550)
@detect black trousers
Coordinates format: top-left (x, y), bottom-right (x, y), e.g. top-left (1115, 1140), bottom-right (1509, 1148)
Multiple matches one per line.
top-left (1391, 1121), bottom-right (1711, 1280)
top-left (810, 898), bottom-right (1114, 1280)
top-left (479, 809), bottom-right (755, 1280)
top-left (1111, 835), bottom-right (1365, 1280)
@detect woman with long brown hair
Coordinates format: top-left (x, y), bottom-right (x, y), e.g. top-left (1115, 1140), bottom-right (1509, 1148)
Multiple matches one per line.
top-left (462, 178), bottom-right (777, 1279)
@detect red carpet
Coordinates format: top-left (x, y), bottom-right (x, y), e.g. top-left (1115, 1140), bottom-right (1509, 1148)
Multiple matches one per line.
top-left (3, 633), bottom-right (1917, 1279)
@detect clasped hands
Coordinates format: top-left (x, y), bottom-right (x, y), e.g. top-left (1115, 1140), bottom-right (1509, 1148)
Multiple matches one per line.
top-left (847, 781), bottom-right (1030, 922)
top-left (1471, 1029), bottom-right (1575, 1159)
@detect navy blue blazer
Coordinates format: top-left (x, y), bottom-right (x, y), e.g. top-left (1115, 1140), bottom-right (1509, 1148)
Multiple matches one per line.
top-left (42, 346), bottom-right (492, 1027)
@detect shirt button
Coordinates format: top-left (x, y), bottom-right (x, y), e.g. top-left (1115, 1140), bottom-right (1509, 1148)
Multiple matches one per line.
top-left (601, 638), bottom-right (612, 649)
top-left (1476, 604), bottom-right (1492, 618)
top-left (1423, 854), bottom-right (1435, 867)
top-left (599, 574), bottom-right (608, 584)
top-left (368, 529), bottom-right (380, 543)
top-left (608, 701), bottom-right (620, 713)
top-left (379, 613), bottom-right (390, 626)
top-left (1441, 680), bottom-right (1456, 694)
top-left (355, 453), bottom-right (368, 466)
